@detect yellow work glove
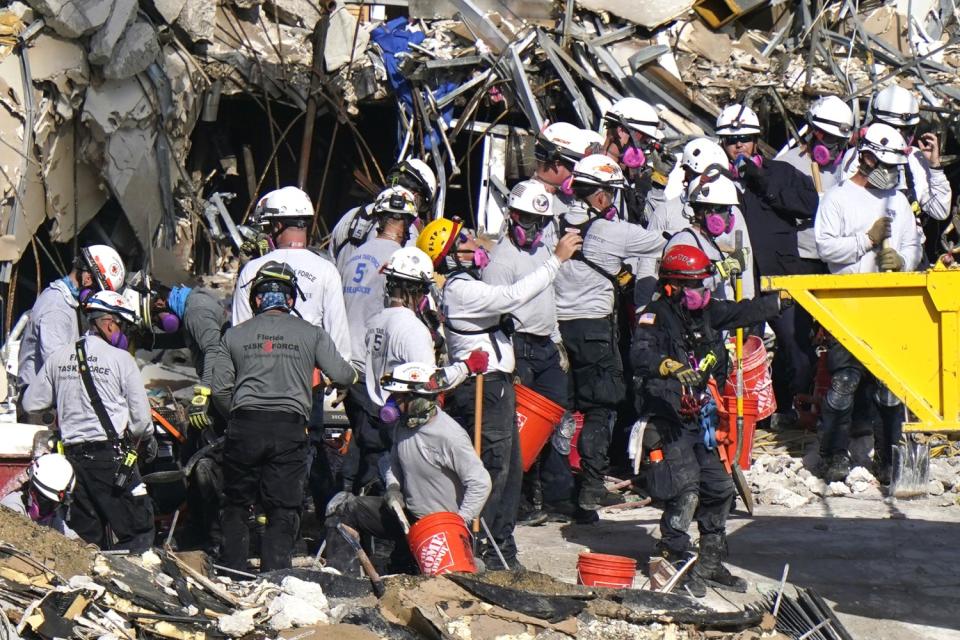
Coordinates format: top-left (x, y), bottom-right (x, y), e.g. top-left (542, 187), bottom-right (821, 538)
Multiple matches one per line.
top-left (659, 358), bottom-right (703, 387)
top-left (189, 385), bottom-right (212, 429)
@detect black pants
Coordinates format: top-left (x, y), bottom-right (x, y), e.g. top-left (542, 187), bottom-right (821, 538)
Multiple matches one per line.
top-left (339, 381), bottom-right (391, 494)
top-left (819, 342), bottom-right (903, 466)
top-left (559, 317), bottom-right (625, 494)
top-left (514, 333), bottom-right (574, 508)
top-left (324, 495), bottom-right (415, 573)
top-left (769, 302), bottom-right (817, 411)
top-left (220, 413), bottom-right (308, 571)
top-left (446, 374), bottom-right (520, 563)
top-left (65, 447), bottom-right (155, 553)
top-left (644, 424), bottom-right (734, 556)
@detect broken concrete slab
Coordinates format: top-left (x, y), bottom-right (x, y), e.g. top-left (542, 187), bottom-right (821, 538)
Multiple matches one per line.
top-left (325, 5), bottom-right (371, 73)
top-left (676, 19), bottom-right (734, 65)
top-left (83, 78), bottom-right (154, 136)
top-left (576, 0), bottom-right (695, 30)
top-left (27, 33), bottom-right (89, 92)
top-left (178, 0), bottom-right (217, 43)
top-left (40, 125), bottom-right (108, 242)
top-left (263, 0), bottom-right (324, 30)
top-left (25, 0), bottom-right (111, 38)
top-left (88, 0), bottom-right (138, 65)
top-left (103, 19), bottom-right (161, 80)
top-left (146, 0), bottom-right (187, 24)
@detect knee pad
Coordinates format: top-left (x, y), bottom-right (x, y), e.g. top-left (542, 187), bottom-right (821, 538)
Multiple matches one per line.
top-left (666, 491), bottom-right (698, 533)
top-left (825, 368), bottom-right (861, 411)
top-left (873, 383), bottom-right (902, 408)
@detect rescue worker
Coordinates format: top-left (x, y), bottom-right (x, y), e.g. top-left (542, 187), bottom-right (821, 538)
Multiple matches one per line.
top-left (602, 97), bottom-right (673, 224)
top-left (328, 158), bottom-right (436, 262)
top-left (212, 261), bottom-right (357, 571)
top-left (840, 85), bottom-right (951, 232)
top-left (324, 362), bottom-right (491, 573)
top-left (22, 291), bottom-right (156, 552)
top-left (334, 188), bottom-right (419, 500)
top-left (417, 217), bottom-right (582, 567)
top-left (815, 123), bottom-right (922, 483)
top-left (18, 245), bottom-right (125, 420)
top-left (553, 154), bottom-right (666, 518)
top-left (777, 95), bottom-right (855, 271)
top-left (1, 453), bottom-right (78, 538)
top-left (665, 174), bottom-right (750, 301)
top-left (533, 122), bottom-right (597, 216)
top-left (631, 245), bottom-right (785, 597)
top-left (717, 103), bottom-right (819, 422)
top-left (483, 180), bottom-right (570, 525)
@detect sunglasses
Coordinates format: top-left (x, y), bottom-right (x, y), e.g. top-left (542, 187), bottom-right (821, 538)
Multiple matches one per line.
top-left (722, 135), bottom-right (755, 145)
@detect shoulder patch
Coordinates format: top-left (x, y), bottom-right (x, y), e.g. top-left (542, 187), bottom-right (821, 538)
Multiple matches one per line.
top-left (638, 312), bottom-right (656, 326)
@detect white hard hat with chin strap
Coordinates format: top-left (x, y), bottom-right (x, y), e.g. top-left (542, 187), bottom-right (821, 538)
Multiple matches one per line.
top-left (858, 122), bottom-right (908, 190)
top-left (872, 85), bottom-right (920, 128)
top-left (257, 186), bottom-right (314, 226)
top-left (716, 104), bottom-right (761, 136)
top-left (681, 138), bottom-right (728, 175)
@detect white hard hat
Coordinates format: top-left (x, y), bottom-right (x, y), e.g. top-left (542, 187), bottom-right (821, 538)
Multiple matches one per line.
top-left (539, 122), bottom-right (593, 164)
top-left (604, 97), bottom-right (663, 140)
top-left (687, 174), bottom-right (739, 206)
top-left (571, 154), bottom-right (626, 190)
top-left (382, 247), bottom-right (434, 282)
top-left (873, 85), bottom-right (920, 128)
top-left (391, 158), bottom-right (438, 203)
top-left (257, 186), bottom-right (313, 221)
top-left (716, 104), bottom-right (761, 136)
top-left (859, 123), bottom-right (908, 165)
top-left (580, 129), bottom-right (605, 154)
top-left (121, 287), bottom-right (149, 328)
top-left (81, 245), bottom-right (125, 292)
top-left (84, 290), bottom-right (139, 325)
top-left (808, 95), bottom-right (854, 138)
top-left (681, 138), bottom-right (728, 175)
top-left (508, 180), bottom-right (553, 217)
top-left (30, 454), bottom-right (75, 503)
top-left (373, 186), bottom-right (418, 218)
top-left (381, 362), bottom-right (440, 394)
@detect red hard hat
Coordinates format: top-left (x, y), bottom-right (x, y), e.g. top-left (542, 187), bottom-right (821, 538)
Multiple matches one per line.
top-left (659, 245), bottom-right (714, 280)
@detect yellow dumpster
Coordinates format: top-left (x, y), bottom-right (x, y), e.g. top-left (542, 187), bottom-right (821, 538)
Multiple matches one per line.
top-left (762, 268), bottom-right (960, 434)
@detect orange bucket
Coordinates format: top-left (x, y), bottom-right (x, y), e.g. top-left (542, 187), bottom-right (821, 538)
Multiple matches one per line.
top-left (515, 384), bottom-right (566, 472)
top-left (407, 511), bottom-right (476, 576)
top-left (568, 412), bottom-right (584, 472)
top-left (717, 395), bottom-right (760, 470)
top-left (576, 551), bottom-right (636, 588)
top-left (724, 335), bottom-right (776, 419)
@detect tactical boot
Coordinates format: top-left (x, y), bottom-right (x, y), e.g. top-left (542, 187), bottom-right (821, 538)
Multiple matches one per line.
top-left (824, 453), bottom-right (852, 483)
top-left (658, 548), bottom-right (705, 598)
top-left (578, 486), bottom-right (624, 511)
top-left (871, 458), bottom-right (892, 486)
top-left (692, 534), bottom-right (748, 593)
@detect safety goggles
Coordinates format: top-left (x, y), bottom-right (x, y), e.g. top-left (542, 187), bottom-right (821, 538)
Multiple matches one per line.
top-left (810, 115), bottom-right (854, 137)
top-left (698, 205), bottom-right (732, 217)
top-left (512, 212), bottom-right (549, 228)
top-left (721, 134), bottom-right (755, 145)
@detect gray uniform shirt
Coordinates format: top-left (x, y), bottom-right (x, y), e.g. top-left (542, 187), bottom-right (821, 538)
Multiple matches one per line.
top-left (212, 311), bottom-right (357, 420)
top-left (328, 204), bottom-right (421, 262)
top-left (482, 236), bottom-right (559, 340)
top-left (337, 236), bottom-right (401, 369)
top-left (23, 334), bottom-right (152, 445)
top-left (383, 408), bottom-right (492, 523)
top-left (554, 204), bottom-right (666, 320)
top-left (18, 279), bottom-right (80, 387)
top-left (183, 288), bottom-right (227, 388)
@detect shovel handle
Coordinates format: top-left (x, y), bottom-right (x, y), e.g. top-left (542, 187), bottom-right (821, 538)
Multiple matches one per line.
top-left (472, 373), bottom-right (484, 535)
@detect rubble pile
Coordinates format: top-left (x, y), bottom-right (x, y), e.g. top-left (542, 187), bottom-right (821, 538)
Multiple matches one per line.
top-left (745, 451), bottom-right (960, 508)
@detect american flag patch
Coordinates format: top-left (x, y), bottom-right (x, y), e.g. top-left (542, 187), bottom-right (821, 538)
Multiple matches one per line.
top-left (638, 312), bottom-right (656, 325)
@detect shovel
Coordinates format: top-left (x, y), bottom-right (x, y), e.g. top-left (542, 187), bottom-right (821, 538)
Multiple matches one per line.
top-left (891, 436), bottom-right (930, 498)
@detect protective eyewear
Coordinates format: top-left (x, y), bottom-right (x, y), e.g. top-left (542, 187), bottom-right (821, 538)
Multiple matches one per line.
top-left (722, 134), bottom-right (755, 145)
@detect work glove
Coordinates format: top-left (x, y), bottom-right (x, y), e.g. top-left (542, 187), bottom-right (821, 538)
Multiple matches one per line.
top-left (866, 217), bottom-right (892, 248)
top-left (384, 483), bottom-right (405, 515)
top-left (463, 349), bottom-right (489, 375)
top-left (658, 358), bottom-right (703, 387)
top-left (189, 386), bottom-right (212, 429)
top-left (877, 247), bottom-right (905, 272)
top-left (555, 340), bottom-right (570, 373)
top-left (140, 435), bottom-right (159, 464)
top-left (240, 233), bottom-right (271, 257)
top-left (738, 157), bottom-right (768, 193)
top-left (715, 256), bottom-right (743, 279)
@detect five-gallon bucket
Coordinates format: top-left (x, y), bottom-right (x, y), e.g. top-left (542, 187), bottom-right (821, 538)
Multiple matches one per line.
top-left (568, 412), bottom-right (585, 472)
top-left (724, 335), bottom-right (776, 419)
top-left (717, 395), bottom-right (760, 470)
top-left (576, 551), bottom-right (636, 588)
top-left (515, 384), bottom-right (566, 471)
top-left (407, 511), bottom-right (476, 576)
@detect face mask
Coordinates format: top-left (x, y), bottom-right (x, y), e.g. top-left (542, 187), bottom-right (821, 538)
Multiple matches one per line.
top-left (621, 145), bottom-right (646, 168)
top-left (811, 142), bottom-right (844, 167)
top-left (472, 247), bottom-right (490, 269)
top-left (157, 312), bottom-right (181, 333)
top-left (380, 397), bottom-right (401, 423)
top-left (109, 330), bottom-right (130, 351)
top-left (704, 211), bottom-right (735, 237)
top-left (865, 162), bottom-right (899, 190)
top-left (403, 396), bottom-right (437, 428)
top-left (730, 154), bottom-right (762, 178)
top-left (258, 291), bottom-right (290, 313)
top-left (78, 287), bottom-right (95, 304)
top-left (559, 176), bottom-right (575, 196)
top-left (601, 205), bottom-right (618, 221)
top-left (682, 287), bottom-right (711, 310)
top-left (511, 221), bottom-right (543, 249)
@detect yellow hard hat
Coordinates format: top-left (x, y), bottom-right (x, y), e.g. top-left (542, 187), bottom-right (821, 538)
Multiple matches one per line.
top-left (417, 218), bottom-right (463, 265)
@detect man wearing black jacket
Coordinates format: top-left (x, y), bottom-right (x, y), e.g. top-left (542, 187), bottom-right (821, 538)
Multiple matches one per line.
top-left (716, 103), bottom-right (820, 421)
top-left (631, 245), bottom-right (784, 597)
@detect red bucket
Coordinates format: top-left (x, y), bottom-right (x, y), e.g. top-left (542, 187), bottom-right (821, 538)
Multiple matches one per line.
top-left (515, 384), bottom-right (566, 472)
top-left (724, 335), bottom-right (776, 420)
top-left (407, 511), bottom-right (476, 576)
top-left (568, 412), bottom-right (584, 472)
top-left (576, 551), bottom-right (636, 588)
top-left (717, 395), bottom-right (760, 470)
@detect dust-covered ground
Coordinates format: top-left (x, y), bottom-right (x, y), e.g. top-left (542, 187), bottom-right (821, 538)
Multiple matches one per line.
top-left (0, 504), bottom-right (96, 578)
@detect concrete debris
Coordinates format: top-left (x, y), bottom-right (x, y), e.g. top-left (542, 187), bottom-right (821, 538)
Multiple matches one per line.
top-left (178, 0), bottom-right (217, 43)
top-left (102, 19), bottom-right (161, 80)
top-left (87, 0), bottom-right (138, 65)
top-left (218, 609), bottom-right (258, 636)
top-left (26, 0), bottom-right (111, 38)
top-left (147, 0), bottom-right (188, 24)
top-left (826, 481), bottom-right (852, 497)
top-left (926, 479), bottom-right (946, 496)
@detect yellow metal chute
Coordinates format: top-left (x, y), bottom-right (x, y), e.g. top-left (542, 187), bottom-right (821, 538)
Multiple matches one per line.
top-left (762, 268), bottom-right (960, 434)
